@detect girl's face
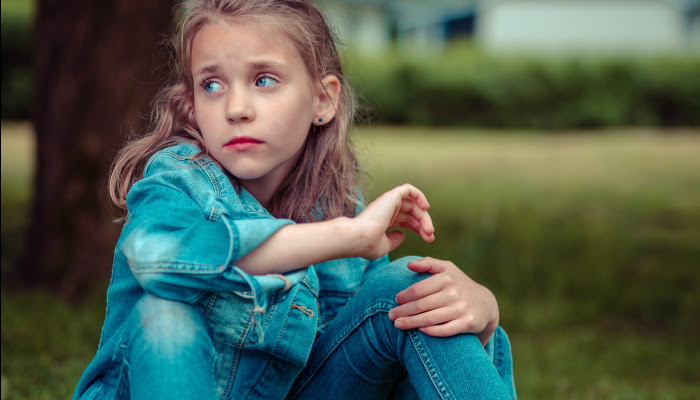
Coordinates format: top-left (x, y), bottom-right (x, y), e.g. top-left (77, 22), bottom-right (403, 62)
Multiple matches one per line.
top-left (191, 21), bottom-right (334, 205)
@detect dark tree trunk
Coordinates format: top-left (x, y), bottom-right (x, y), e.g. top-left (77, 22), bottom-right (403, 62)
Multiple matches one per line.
top-left (21, 0), bottom-right (173, 299)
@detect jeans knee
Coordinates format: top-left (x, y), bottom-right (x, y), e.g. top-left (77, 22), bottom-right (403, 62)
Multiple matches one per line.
top-left (362, 256), bottom-right (428, 303)
top-left (129, 295), bottom-right (212, 357)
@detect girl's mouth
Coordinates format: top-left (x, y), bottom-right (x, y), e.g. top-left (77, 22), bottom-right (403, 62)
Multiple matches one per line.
top-left (224, 137), bottom-right (264, 151)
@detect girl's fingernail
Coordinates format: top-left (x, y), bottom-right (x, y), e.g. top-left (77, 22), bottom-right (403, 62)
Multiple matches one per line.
top-left (395, 320), bottom-right (404, 329)
top-left (388, 311), bottom-right (395, 320)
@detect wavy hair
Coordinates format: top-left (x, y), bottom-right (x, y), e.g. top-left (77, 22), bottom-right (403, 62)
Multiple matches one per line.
top-left (109, 0), bottom-right (361, 222)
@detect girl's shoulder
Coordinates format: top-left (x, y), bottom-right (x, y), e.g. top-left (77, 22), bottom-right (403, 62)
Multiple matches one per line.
top-left (138, 141), bottom-right (236, 206)
top-left (145, 142), bottom-right (210, 171)
top-left (137, 141), bottom-right (271, 218)
top-left (144, 142), bottom-right (224, 183)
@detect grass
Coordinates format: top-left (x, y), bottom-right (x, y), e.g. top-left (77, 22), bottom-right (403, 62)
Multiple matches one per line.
top-left (2, 123), bottom-right (700, 399)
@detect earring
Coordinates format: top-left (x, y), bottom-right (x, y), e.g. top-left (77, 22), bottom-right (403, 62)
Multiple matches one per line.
top-left (318, 118), bottom-right (323, 123)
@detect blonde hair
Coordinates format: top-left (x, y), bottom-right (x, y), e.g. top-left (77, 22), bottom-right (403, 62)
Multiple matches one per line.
top-left (109, 0), bottom-right (361, 222)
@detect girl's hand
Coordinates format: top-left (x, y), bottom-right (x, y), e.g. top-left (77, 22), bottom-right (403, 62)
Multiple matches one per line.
top-left (356, 184), bottom-right (435, 260)
top-left (388, 257), bottom-right (499, 346)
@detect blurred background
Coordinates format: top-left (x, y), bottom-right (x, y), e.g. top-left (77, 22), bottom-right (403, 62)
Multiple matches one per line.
top-left (1, 0), bottom-right (699, 398)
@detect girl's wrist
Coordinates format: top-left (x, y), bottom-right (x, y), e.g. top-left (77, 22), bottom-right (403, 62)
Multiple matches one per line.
top-left (331, 216), bottom-right (370, 259)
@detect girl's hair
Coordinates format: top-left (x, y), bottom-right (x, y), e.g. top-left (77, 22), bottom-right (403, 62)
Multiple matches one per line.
top-left (109, 0), bottom-right (360, 223)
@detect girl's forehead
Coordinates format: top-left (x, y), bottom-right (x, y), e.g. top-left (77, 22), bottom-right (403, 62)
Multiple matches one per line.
top-left (191, 19), bottom-right (311, 73)
top-left (197, 18), bottom-right (296, 50)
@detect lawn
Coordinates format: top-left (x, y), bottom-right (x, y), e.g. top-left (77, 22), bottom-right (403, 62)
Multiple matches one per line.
top-left (2, 123), bottom-right (699, 399)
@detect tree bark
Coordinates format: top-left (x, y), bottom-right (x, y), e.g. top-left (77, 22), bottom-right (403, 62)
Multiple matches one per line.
top-left (21, 0), bottom-right (173, 299)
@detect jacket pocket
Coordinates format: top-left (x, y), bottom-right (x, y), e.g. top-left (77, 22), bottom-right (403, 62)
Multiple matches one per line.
top-left (204, 291), bottom-right (257, 398)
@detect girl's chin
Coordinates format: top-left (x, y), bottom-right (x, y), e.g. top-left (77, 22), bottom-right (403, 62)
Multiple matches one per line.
top-left (228, 171), bottom-right (265, 181)
top-left (227, 168), bottom-right (273, 184)
top-left (219, 162), bottom-right (267, 180)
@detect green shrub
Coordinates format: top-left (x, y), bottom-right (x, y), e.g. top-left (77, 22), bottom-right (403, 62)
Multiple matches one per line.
top-left (347, 46), bottom-right (700, 129)
top-left (1, 1), bottom-right (34, 120)
top-left (3, 5), bottom-right (699, 128)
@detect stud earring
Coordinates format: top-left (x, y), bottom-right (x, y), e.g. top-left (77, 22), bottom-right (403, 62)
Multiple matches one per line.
top-left (318, 118), bottom-right (323, 123)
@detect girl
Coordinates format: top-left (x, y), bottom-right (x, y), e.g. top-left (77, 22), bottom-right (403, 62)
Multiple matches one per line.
top-left (74, 1), bottom-right (516, 399)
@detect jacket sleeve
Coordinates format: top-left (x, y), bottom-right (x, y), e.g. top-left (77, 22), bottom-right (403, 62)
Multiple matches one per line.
top-left (119, 153), bottom-right (304, 312)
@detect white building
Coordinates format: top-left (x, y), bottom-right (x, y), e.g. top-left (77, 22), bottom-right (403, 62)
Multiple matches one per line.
top-left (477, 0), bottom-right (700, 55)
top-left (320, 0), bottom-right (699, 56)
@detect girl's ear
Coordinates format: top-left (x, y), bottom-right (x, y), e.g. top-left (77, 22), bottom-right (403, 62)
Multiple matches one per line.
top-left (313, 75), bottom-right (341, 126)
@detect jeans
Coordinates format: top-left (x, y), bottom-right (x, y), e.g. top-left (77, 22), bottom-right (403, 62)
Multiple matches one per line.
top-left (116, 257), bottom-right (516, 399)
top-left (288, 257), bottom-right (516, 400)
top-left (116, 295), bottom-right (217, 399)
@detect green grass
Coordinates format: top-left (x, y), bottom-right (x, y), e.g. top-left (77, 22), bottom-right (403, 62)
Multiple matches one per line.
top-left (1, 289), bottom-right (106, 400)
top-left (2, 123), bottom-right (699, 399)
top-left (357, 126), bottom-right (700, 332)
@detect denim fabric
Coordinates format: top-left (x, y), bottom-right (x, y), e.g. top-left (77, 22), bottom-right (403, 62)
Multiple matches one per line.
top-left (289, 257), bottom-right (516, 400)
top-left (73, 142), bottom-right (516, 399)
top-left (73, 143), bottom-right (387, 399)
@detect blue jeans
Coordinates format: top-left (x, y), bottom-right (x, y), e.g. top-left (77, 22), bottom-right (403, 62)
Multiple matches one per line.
top-left (116, 295), bottom-right (217, 399)
top-left (116, 258), bottom-right (516, 399)
top-left (288, 257), bottom-right (516, 400)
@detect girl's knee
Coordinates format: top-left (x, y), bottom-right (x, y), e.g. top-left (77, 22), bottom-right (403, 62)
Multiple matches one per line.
top-left (362, 256), bottom-right (428, 301)
top-left (129, 295), bottom-right (212, 355)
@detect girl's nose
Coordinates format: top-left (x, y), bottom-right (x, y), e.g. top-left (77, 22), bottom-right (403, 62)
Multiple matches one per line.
top-left (225, 87), bottom-right (254, 123)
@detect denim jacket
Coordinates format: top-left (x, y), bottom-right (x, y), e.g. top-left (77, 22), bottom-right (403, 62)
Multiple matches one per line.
top-left (74, 142), bottom-right (389, 399)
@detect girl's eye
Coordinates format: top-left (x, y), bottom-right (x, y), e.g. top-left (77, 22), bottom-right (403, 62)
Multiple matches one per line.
top-left (202, 80), bottom-right (222, 93)
top-left (256, 76), bottom-right (278, 88)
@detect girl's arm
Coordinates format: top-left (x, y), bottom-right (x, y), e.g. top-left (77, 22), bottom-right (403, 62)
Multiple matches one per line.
top-left (235, 184), bottom-right (435, 274)
top-left (236, 183), bottom-right (500, 344)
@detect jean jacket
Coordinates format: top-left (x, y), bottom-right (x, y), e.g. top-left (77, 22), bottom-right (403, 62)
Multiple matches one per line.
top-left (73, 142), bottom-right (389, 399)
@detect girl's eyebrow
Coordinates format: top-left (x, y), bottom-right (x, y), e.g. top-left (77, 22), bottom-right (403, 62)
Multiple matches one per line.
top-left (193, 60), bottom-right (286, 76)
top-left (249, 59), bottom-right (285, 71)
top-left (194, 64), bottom-right (219, 76)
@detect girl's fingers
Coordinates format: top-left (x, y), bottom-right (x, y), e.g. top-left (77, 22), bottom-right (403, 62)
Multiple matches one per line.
top-left (400, 199), bottom-right (415, 212)
top-left (394, 212), bottom-right (434, 242)
top-left (406, 257), bottom-right (450, 274)
top-left (418, 319), bottom-right (464, 337)
top-left (410, 207), bottom-right (434, 236)
top-left (393, 307), bottom-right (453, 330)
top-left (399, 197), bottom-right (430, 224)
top-left (394, 184), bottom-right (430, 210)
top-left (384, 230), bottom-right (406, 253)
top-left (389, 291), bottom-right (446, 321)
top-left (395, 273), bottom-right (446, 304)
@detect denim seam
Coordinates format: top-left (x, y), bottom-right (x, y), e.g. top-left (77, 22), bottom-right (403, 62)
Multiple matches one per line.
top-left (209, 204), bottom-right (220, 222)
top-left (301, 272), bottom-right (319, 297)
top-left (87, 325), bottom-right (129, 400)
top-left (155, 150), bottom-right (225, 223)
top-left (290, 300), bottom-right (395, 399)
top-left (129, 262), bottom-right (227, 272)
top-left (243, 284), bottom-right (301, 400)
top-left (121, 357), bottom-right (132, 397)
top-left (156, 150), bottom-right (221, 197)
top-left (494, 329), bottom-right (502, 370)
top-left (407, 329), bottom-right (450, 400)
top-left (263, 302), bottom-right (279, 330)
top-left (204, 292), bottom-right (218, 318)
top-left (198, 161), bottom-right (222, 198)
top-left (220, 305), bottom-right (255, 397)
top-left (221, 305), bottom-right (257, 347)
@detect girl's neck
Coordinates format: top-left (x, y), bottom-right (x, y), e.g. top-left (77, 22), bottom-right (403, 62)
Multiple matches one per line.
top-left (240, 182), bottom-right (274, 210)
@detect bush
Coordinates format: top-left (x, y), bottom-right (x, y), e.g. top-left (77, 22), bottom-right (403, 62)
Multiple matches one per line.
top-left (1, 1), bottom-right (34, 120)
top-left (3, 5), bottom-right (699, 129)
top-left (347, 46), bottom-right (700, 129)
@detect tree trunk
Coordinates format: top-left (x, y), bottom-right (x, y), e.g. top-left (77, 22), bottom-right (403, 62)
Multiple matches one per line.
top-left (21, 0), bottom-right (173, 299)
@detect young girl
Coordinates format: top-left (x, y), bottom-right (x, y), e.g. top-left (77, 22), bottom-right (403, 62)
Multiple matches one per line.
top-left (74, 1), bottom-right (516, 399)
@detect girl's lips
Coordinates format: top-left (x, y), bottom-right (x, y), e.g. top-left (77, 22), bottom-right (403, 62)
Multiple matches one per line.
top-left (224, 137), bottom-right (263, 151)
